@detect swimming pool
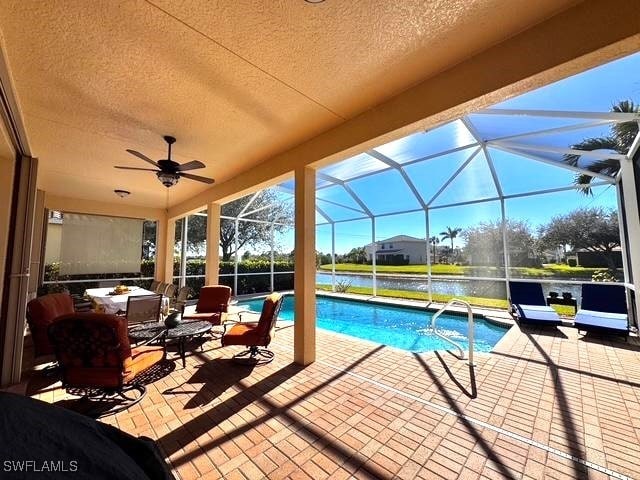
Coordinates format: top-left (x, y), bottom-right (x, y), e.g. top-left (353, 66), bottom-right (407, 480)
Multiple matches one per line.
top-left (237, 295), bottom-right (508, 353)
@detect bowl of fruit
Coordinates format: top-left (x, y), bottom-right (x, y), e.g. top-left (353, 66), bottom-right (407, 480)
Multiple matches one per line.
top-left (113, 284), bottom-right (130, 295)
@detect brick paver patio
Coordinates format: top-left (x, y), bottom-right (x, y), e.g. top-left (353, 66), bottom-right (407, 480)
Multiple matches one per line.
top-left (27, 316), bottom-right (640, 479)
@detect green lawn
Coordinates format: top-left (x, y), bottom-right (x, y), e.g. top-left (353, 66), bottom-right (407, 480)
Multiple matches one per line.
top-left (319, 263), bottom-right (610, 279)
top-left (316, 284), bottom-right (575, 316)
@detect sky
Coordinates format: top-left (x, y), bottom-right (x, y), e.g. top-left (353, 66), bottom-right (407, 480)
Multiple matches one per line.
top-left (255, 51), bottom-right (640, 256)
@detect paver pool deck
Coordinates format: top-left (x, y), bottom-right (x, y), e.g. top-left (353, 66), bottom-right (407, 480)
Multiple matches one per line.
top-left (28, 314), bottom-right (640, 479)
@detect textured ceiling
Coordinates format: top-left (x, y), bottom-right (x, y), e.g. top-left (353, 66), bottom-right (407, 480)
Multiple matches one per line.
top-left (0, 0), bottom-right (578, 208)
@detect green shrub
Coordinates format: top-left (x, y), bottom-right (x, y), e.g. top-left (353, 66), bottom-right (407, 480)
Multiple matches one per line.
top-left (591, 269), bottom-right (616, 282)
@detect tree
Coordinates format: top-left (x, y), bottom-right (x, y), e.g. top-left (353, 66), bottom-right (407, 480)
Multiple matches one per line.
top-left (429, 236), bottom-right (439, 263)
top-left (462, 220), bottom-right (538, 267)
top-left (565, 100), bottom-right (639, 195)
top-left (174, 214), bottom-right (207, 255)
top-left (440, 226), bottom-right (462, 251)
top-left (538, 207), bottom-right (620, 270)
top-left (220, 190), bottom-right (293, 261)
top-left (343, 247), bottom-right (368, 264)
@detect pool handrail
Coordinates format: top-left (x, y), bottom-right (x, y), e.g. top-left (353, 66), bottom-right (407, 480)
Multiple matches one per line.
top-left (430, 298), bottom-right (475, 366)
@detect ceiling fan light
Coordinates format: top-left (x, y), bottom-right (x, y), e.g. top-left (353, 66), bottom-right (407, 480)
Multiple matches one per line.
top-left (156, 171), bottom-right (180, 188)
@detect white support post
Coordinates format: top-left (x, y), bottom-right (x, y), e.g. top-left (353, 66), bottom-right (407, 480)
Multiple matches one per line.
top-left (500, 199), bottom-right (511, 300)
top-left (616, 184), bottom-right (630, 286)
top-left (331, 222), bottom-right (336, 292)
top-left (270, 222), bottom-right (275, 292)
top-left (179, 216), bottom-right (188, 289)
top-left (619, 159), bottom-right (640, 329)
top-left (372, 217), bottom-right (377, 297)
top-left (234, 219), bottom-right (239, 296)
top-left (425, 209), bottom-right (432, 303)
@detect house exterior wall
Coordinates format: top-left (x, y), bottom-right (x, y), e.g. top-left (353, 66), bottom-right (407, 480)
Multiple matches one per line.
top-left (365, 238), bottom-right (428, 265)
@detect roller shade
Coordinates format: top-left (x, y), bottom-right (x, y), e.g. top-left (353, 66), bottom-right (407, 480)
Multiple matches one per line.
top-left (60, 213), bottom-right (143, 275)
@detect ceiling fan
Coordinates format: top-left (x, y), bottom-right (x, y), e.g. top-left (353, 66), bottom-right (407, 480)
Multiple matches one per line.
top-left (115, 135), bottom-right (215, 188)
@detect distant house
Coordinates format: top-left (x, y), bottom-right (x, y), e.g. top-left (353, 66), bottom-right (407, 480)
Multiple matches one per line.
top-left (364, 235), bottom-right (428, 265)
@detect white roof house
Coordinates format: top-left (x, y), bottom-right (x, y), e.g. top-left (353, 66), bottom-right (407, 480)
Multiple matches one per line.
top-left (364, 235), bottom-right (428, 265)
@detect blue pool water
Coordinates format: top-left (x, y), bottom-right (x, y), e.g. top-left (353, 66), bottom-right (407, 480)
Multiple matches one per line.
top-left (238, 296), bottom-right (508, 353)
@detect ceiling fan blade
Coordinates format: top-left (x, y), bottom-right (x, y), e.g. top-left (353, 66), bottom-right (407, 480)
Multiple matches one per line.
top-left (114, 166), bottom-right (159, 171)
top-left (180, 172), bottom-right (215, 184)
top-left (126, 149), bottom-right (160, 167)
top-left (177, 160), bottom-right (206, 171)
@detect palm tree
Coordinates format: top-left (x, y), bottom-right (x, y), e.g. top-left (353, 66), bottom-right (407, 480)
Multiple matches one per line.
top-left (439, 227), bottom-right (461, 251)
top-left (429, 236), bottom-right (439, 263)
top-left (565, 100), bottom-right (639, 195)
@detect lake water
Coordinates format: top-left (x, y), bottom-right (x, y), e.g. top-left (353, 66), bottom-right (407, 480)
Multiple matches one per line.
top-left (316, 272), bottom-right (585, 302)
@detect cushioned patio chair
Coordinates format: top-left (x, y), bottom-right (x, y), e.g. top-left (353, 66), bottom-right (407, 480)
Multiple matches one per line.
top-left (26, 293), bottom-right (77, 360)
top-left (508, 281), bottom-right (561, 326)
top-left (221, 292), bottom-right (283, 364)
top-left (48, 312), bottom-right (166, 417)
top-left (574, 284), bottom-right (628, 339)
top-left (182, 285), bottom-right (232, 325)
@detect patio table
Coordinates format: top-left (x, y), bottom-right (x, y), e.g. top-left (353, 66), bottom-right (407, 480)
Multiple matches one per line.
top-left (85, 287), bottom-right (170, 315)
top-left (128, 320), bottom-right (212, 368)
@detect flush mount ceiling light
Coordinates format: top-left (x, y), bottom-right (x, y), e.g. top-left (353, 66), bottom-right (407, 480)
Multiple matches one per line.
top-left (304, 0), bottom-right (325, 3)
top-left (114, 189), bottom-right (130, 198)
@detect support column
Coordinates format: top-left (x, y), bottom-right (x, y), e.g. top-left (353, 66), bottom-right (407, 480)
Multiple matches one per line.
top-left (500, 198), bottom-right (511, 300)
top-left (371, 217), bottom-right (377, 297)
top-left (233, 219), bottom-right (239, 296)
top-left (206, 203), bottom-right (221, 286)
top-left (425, 210), bottom-right (432, 303)
top-left (331, 222), bottom-right (336, 292)
top-left (179, 217), bottom-right (188, 288)
top-left (620, 159), bottom-right (640, 328)
top-left (270, 222), bottom-right (275, 292)
top-left (294, 166), bottom-right (316, 365)
top-left (155, 213), bottom-right (168, 281)
top-left (162, 220), bottom-right (176, 284)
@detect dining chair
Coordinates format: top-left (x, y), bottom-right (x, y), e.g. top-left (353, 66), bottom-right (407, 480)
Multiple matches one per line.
top-left (174, 286), bottom-right (191, 314)
top-left (154, 282), bottom-right (168, 294)
top-left (163, 284), bottom-right (176, 299)
top-left (149, 280), bottom-right (160, 293)
top-left (125, 294), bottom-right (163, 327)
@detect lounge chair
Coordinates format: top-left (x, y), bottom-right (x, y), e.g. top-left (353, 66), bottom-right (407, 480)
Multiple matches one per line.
top-left (508, 281), bottom-right (562, 326)
top-left (574, 284), bottom-right (628, 339)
